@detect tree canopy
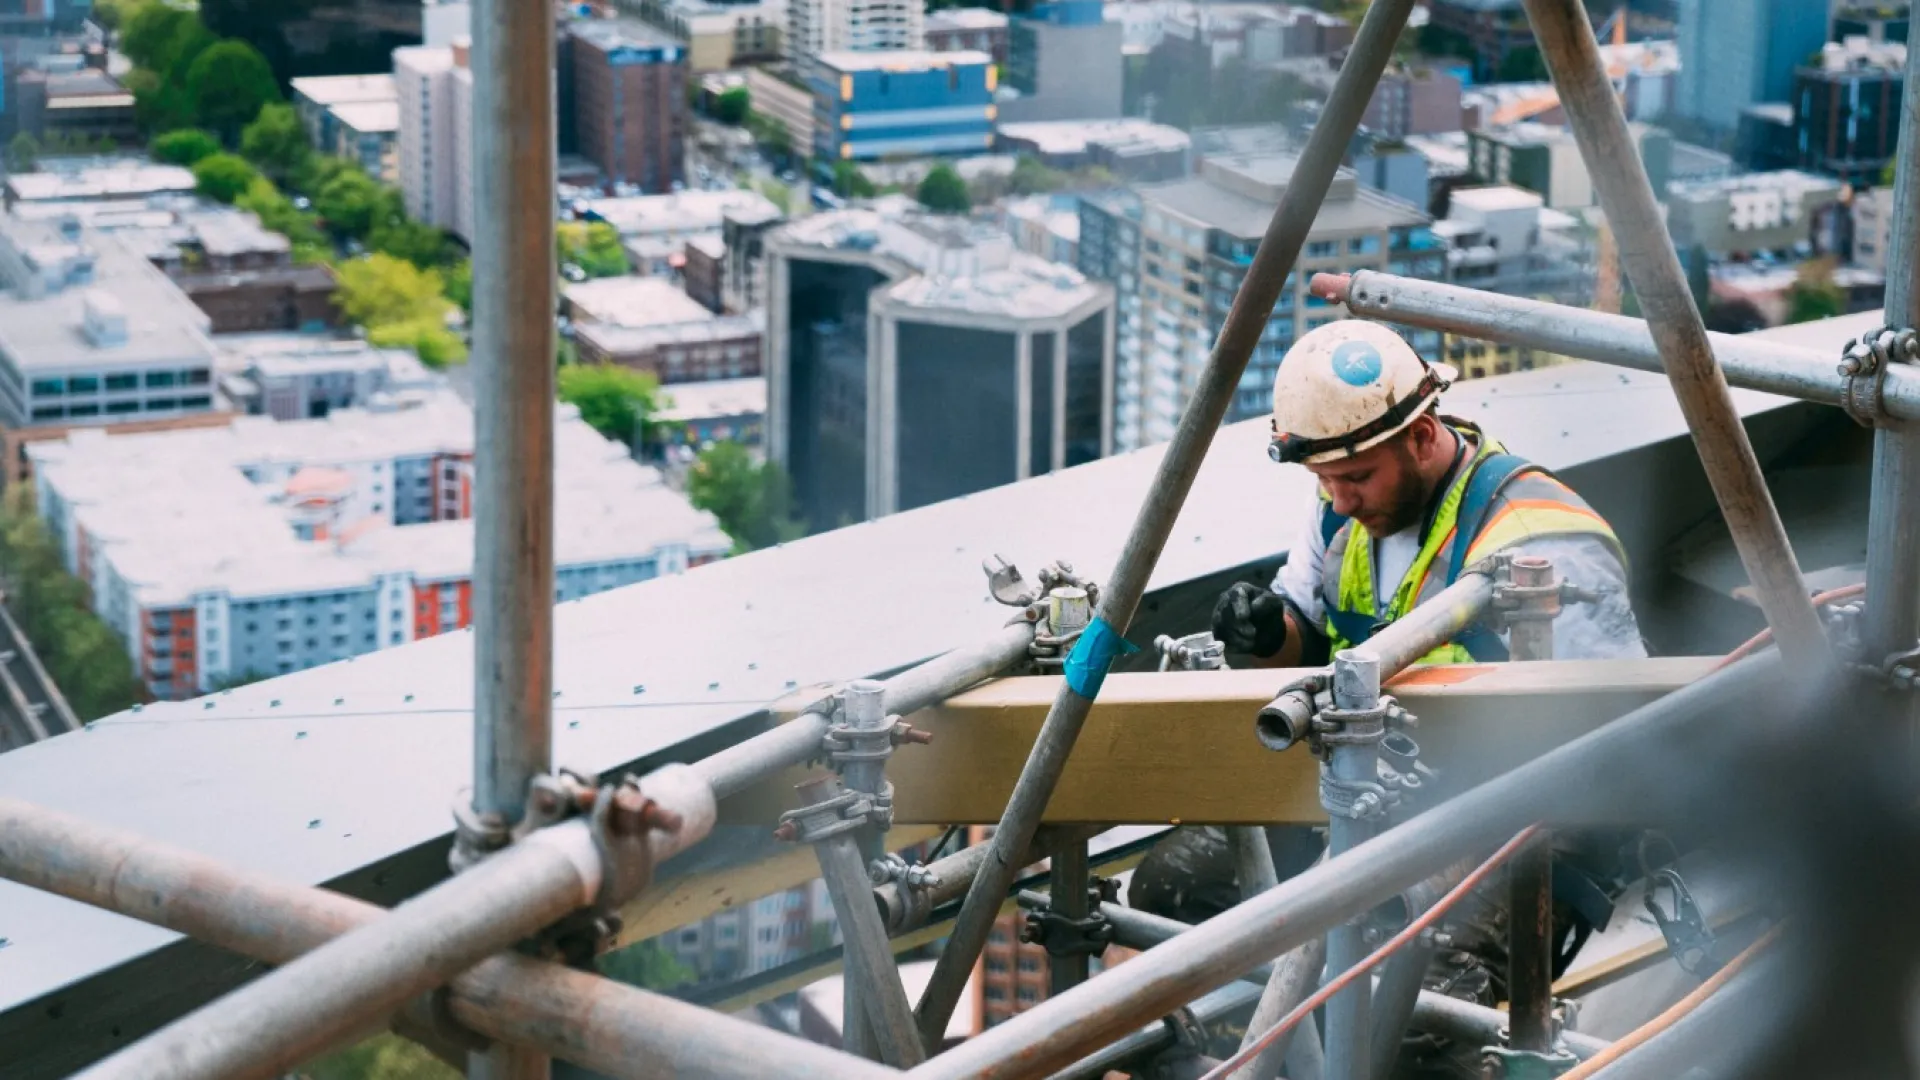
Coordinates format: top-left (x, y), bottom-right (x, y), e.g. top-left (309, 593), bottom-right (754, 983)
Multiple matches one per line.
top-left (916, 164), bottom-right (971, 214)
top-left (6, 132), bottom-right (37, 173)
top-left (192, 152), bottom-right (261, 203)
top-left (715, 86), bottom-right (750, 125)
top-left (1787, 257), bottom-right (1848, 324)
top-left (831, 160), bottom-right (876, 198)
top-left (313, 167), bottom-right (389, 238)
top-left (556, 221), bottom-right (630, 278)
top-left (337, 253), bottom-right (464, 368)
top-left (557, 364), bottom-right (662, 445)
top-left (686, 442), bottom-right (807, 553)
top-left (184, 40), bottom-right (280, 143)
top-left (240, 102), bottom-right (310, 181)
top-left (152, 127), bottom-right (222, 166)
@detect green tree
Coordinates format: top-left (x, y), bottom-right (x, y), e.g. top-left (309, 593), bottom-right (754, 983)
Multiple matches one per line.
top-left (1008, 154), bottom-right (1064, 195)
top-left (557, 363), bottom-right (662, 445)
top-left (90, 0), bottom-right (146, 33)
top-left (1787, 257), bottom-right (1847, 324)
top-left (371, 218), bottom-right (451, 269)
top-left (832, 159), bottom-right (875, 198)
top-left (152, 127), bottom-right (221, 166)
top-left (333, 253), bottom-right (450, 329)
top-left (745, 110), bottom-right (792, 160)
top-left (556, 221), bottom-right (630, 278)
top-left (0, 489), bottom-right (142, 722)
top-left (916, 163), bottom-right (970, 214)
top-left (597, 940), bottom-right (695, 992)
top-left (191, 152), bottom-right (261, 203)
top-left (127, 67), bottom-right (194, 133)
top-left (444, 259), bottom-right (473, 313)
top-left (239, 102), bottom-right (310, 181)
top-left (120, 2), bottom-right (205, 73)
top-left (686, 441), bottom-right (807, 553)
top-left (368, 318), bottom-right (467, 367)
top-left (235, 176), bottom-right (329, 259)
top-left (715, 85), bottom-right (750, 124)
top-left (314, 167), bottom-right (387, 238)
top-left (184, 40), bottom-right (280, 143)
top-left (6, 132), bottom-right (37, 173)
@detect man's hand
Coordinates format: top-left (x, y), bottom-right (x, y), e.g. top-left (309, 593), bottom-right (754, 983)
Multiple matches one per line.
top-left (1212, 582), bottom-right (1290, 658)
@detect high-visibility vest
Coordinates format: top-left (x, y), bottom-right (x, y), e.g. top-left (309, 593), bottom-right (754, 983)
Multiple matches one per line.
top-left (1318, 421), bottom-right (1625, 665)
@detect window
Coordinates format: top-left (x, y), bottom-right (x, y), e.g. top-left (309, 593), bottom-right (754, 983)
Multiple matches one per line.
top-left (1306, 241), bottom-right (1337, 258)
top-left (181, 395), bottom-right (211, 409)
top-left (148, 397), bottom-right (178, 410)
top-left (145, 371), bottom-right (177, 389)
top-left (106, 400), bottom-right (140, 414)
top-left (1016, 986), bottom-right (1039, 1004)
top-left (1017, 956), bottom-right (1041, 973)
top-left (985, 986), bottom-right (1008, 1002)
top-left (31, 405), bottom-right (63, 421)
top-left (68, 403), bottom-right (98, 417)
top-left (1348, 235), bottom-right (1381, 255)
top-left (68, 375), bottom-right (99, 393)
top-left (105, 373), bottom-right (137, 391)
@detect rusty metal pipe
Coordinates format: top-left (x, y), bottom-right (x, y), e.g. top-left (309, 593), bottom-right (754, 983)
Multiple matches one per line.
top-left (1521, 0), bottom-right (1828, 665)
top-left (0, 795), bottom-right (893, 1080)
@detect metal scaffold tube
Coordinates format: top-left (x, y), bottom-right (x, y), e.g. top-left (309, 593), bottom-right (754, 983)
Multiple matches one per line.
top-left (901, 653), bottom-right (1787, 1080)
top-left (0, 796), bottom-right (900, 1080)
top-left (1313, 272), bottom-right (1920, 419)
top-left (1860, 34), bottom-right (1920, 662)
top-left (1520, 0), bottom-right (1828, 664)
top-left (468, 0), bottom-right (558, 1070)
top-left (913, 0), bottom-right (1421, 1046)
top-left (693, 621), bottom-right (1036, 801)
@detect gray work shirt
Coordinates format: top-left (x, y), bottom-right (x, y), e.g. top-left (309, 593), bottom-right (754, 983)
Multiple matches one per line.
top-left (1271, 491), bottom-right (1649, 661)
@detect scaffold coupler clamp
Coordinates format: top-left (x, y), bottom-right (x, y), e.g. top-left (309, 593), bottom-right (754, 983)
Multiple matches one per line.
top-left (983, 555), bottom-right (1100, 672)
top-left (1314, 694), bottom-right (1397, 822)
top-left (869, 853), bottom-right (939, 930)
top-left (773, 780), bottom-right (894, 844)
top-left (1376, 727), bottom-right (1434, 825)
top-left (1020, 877), bottom-right (1120, 959)
top-left (1155, 630), bottom-right (1226, 672)
top-left (820, 679), bottom-right (931, 786)
top-left (1839, 325), bottom-right (1916, 427)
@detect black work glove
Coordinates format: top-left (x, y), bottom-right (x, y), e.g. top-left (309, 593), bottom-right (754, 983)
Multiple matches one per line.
top-left (1212, 582), bottom-right (1289, 658)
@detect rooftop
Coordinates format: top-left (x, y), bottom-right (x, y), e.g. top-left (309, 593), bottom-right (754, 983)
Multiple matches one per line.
top-left (26, 394), bottom-right (728, 608)
top-left (568, 17), bottom-right (685, 53)
top-left (1809, 36), bottom-right (1907, 73)
top-left (997, 118), bottom-right (1191, 158)
top-left (813, 48), bottom-right (994, 71)
top-left (565, 276), bottom-right (718, 327)
top-left (327, 100), bottom-right (401, 135)
top-left (4, 162), bottom-right (196, 204)
top-left (579, 189), bottom-right (782, 237)
top-left (1449, 184), bottom-right (1545, 214)
top-left (0, 216), bottom-right (215, 375)
top-left (1143, 155), bottom-right (1427, 239)
top-left (1669, 169), bottom-right (1843, 203)
top-left (926, 7), bottom-right (1009, 30)
top-left (882, 251), bottom-right (1106, 322)
top-left (289, 73), bottom-right (398, 107)
top-left (657, 376), bottom-right (767, 422)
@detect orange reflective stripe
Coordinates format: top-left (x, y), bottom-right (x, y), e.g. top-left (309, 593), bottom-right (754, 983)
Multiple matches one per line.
top-left (1466, 502), bottom-right (1617, 565)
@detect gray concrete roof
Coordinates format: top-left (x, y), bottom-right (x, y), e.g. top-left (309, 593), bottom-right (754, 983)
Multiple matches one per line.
top-left (0, 313), bottom-right (1877, 1070)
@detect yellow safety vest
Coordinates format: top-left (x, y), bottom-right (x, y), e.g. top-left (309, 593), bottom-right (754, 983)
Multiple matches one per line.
top-left (1319, 423), bottom-right (1624, 665)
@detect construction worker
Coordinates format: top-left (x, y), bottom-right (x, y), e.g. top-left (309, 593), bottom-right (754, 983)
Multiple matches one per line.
top-left (1131, 320), bottom-right (1648, 1078)
top-left (1212, 319), bottom-right (1646, 667)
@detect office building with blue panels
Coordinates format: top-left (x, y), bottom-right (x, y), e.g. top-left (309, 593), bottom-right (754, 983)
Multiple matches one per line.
top-left (809, 49), bottom-right (996, 163)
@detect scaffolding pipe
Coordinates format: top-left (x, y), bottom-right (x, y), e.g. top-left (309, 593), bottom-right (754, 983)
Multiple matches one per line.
top-left (913, 0), bottom-right (1421, 1044)
top-left (67, 769), bottom-right (714, 1080)
top-left (1860, 34), bottom-right (1920, 663)
top-left (901, 653), bottom-right (1785, 1080)
top-left (1521, 0), bottom-right (1827, 664)
top-left (0, 794), bottom-right (885, 1080)
top-left (1100, 901), bottom-right (1609, 1061)
top-left (876, 824), bottom-right (1102, 932)
top-left (469, 0), bottom-right (558, 1070)
top-left (694, 621), bottom-right (1035, 801)
top-left (1312, 272), bottom-right (1920, 418)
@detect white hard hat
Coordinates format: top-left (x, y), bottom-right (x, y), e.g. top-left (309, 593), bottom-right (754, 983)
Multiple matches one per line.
top-left (1268, 321), bottom-right (1456, 465)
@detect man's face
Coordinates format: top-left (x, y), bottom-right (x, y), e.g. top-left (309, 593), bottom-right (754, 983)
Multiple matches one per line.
top-left (1306, 431), bottom-right (1429, 537)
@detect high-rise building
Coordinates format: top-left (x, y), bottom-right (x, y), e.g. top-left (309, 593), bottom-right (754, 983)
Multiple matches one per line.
top-left (766, 210), bottom-right (1115, 531)
top-left (925, 7), bottom-right (1008, 63)
top-left (1674, 0), bottom-right (1831, 133)
top-left (787, 0), bottom-right (921, 63)
top-left (1466, 121), bottom-right (1673, 211)
top-left (569, 19), bottom-right (688, 194)
top-left (1791, 38), bottom-right (1908, 185)
top-left (999, 0), bottom-right (1124, 123)
top-left (393, 41), bottom-right (475, 242)
top-left (1085, 154), bottom-right (1441, 451)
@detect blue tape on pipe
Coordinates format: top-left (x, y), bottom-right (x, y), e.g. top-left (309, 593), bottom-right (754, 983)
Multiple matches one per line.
top-left (1064, 617), bottom-right (1140, 700)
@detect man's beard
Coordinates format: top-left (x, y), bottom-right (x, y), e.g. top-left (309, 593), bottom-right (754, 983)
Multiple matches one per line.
top-left (1362, 442), bottom-right (1431, 537)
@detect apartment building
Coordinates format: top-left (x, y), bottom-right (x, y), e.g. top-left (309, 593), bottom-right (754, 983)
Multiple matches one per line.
top-left (394, 42), bottom-right (474, 241)
top-left (1081, 154), bottom-right (1442, 450)
top-left (1666, 171), bottom-right (1844, 257)
top-left (289, 73), bottom-right (397, 154)
top-left (787, 0), bottom-right (921, 61)
top-left (28, 393), bottom-right (730, 699)
top-left (1793, 38), bottom-right (1908, 185)
top-left (766, 209), bottom-right (1114, 530)
top-left (925, 6), bottom-right (1008, 63)
top-left (569, 19), bottom-right (688, 195)
top-left (808, 50), bottom-right (996, 163)
top-left (564, 276), bottom-right (764, 381)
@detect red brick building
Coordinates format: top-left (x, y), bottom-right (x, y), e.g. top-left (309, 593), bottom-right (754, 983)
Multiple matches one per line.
top-left (176, 266), bottom-right (340, 335)
top-left (569, 19), bottom-right (688, 194)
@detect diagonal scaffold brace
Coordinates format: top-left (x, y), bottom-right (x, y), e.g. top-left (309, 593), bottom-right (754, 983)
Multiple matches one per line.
top-left (911, 0), bottom-right (1425, 1048)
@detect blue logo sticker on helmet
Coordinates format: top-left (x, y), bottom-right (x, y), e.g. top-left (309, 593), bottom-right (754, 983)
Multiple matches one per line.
top-left (1329, 340), bottom-right (1384, 387)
